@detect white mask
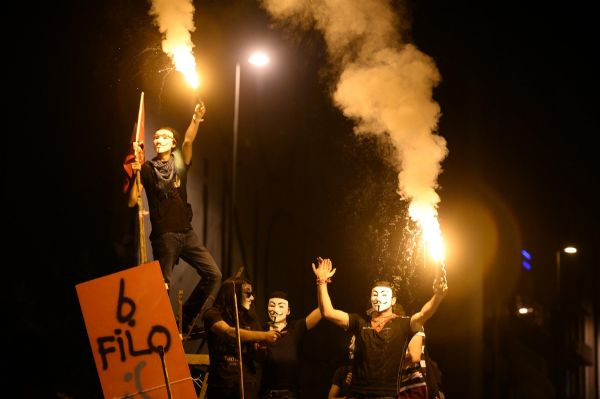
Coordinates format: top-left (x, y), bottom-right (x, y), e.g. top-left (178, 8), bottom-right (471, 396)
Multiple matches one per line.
top-left (153, 129), bottom-right (175, 154)
top-left (241, 284), bottom-right (254, 310)
top-left (267, 297), bottom-right (290, 323)
top-left (370, 286), bottom-right (394, 313)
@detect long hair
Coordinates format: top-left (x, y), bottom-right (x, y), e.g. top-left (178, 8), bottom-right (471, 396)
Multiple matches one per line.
top-left (212, 277), bottom-right (258, 328)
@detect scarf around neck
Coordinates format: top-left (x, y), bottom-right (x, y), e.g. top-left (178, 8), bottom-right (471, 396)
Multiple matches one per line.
top-left (150, 156), bottom-right (176, 197)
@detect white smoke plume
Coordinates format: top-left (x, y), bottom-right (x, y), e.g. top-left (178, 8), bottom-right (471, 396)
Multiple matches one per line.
top-left (148, 0), bottom-right (199, 87)
top-left (261, 0), bottom-right (448, 243)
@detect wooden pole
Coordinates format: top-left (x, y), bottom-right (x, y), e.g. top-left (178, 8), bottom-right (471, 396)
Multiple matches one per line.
top-left (134, 91), bottom-right (147, 264)
top-left (232, 280), bottom-right (245, 399)
top-left (136, 172), bottom-right (147, 264)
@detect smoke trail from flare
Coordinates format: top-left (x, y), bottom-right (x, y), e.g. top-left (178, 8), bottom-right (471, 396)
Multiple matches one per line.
top-left (261, 0), bottom-right (448, 261)
top-left (149, 0), bottom-right (199, 88)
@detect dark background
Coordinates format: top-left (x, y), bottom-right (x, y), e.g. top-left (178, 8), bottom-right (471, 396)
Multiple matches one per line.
top-left (10, 1), bottom-right (598, 398)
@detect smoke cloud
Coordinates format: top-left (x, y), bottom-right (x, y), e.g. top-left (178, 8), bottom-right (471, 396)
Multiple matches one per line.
top-left (148, 0), bottom-right (199, 87)
top-left (148, 0), bottom-right (196, 56)
top-left (261, 0), bottom-right (448, 224)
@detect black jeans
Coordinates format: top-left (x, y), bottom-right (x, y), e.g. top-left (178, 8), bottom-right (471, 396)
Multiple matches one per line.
top-left (152, 229), bottom-right (222, 319)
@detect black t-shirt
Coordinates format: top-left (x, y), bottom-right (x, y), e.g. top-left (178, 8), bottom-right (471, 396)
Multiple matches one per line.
top-left (260, 318), bottom-right (308, 393)
top-left (331, 365), bottom-right (352, 397)
top-left (140, 151), bottom-right (192, 239)
top-left (347, 313), bottom-right (413, 396)
top-left (203, 307), bottom-right (263, 397)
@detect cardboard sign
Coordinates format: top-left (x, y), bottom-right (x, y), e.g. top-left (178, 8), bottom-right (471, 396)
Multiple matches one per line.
top-left (76, 261), bottom-right (196, 398)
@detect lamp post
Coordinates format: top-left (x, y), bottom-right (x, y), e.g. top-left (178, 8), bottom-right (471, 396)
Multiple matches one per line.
top-left (554, 245), bottom-right (578, 399)
top-left (229, 52), bottom-right (270, 274)
top-left (555, 245), bottom-right (577, 294)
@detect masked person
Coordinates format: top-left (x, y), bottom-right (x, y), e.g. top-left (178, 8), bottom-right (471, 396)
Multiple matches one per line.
top-left (312, 257), bottom-right (448, 398)
top-left (203, 277), bottom-right (282, 399)
top-left (259, 290), bottom-right (321, 399)
top-left (328, 334), bottom-right (355, 399)
top-left (128, 102), bottom-right (222, 336)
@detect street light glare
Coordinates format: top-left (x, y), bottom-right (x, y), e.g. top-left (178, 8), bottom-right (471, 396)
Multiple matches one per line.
top-left (563, 246), bottom-right (577, 254)
top-left (248, 52), bottom-right (270, 66)
top-left (517, 307), bottom-right (533, 315)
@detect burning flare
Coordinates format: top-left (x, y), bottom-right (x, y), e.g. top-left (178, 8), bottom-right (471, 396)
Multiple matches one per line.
top-left (409, 202), bottom-right (444, 262)
top-left (170, 47), bottom-right (199, 88)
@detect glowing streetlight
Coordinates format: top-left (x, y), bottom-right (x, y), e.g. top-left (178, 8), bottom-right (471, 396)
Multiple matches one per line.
top-left (229, 51), bottom-right (270, 273)
top-left (248, 52), bottom-right (270, 66)
top-left (556, 245), bottom-right (578, 294)
top-left (517, 307), bottom-right (534, 315)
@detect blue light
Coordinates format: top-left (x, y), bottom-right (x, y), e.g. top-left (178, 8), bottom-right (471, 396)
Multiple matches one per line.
top-left (521, 249), bottom-right (531, 260)
top-left (522, 260), bottom-right (531, 270)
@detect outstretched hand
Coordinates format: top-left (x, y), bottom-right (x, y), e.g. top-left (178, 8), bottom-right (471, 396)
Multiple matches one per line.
top-left (194, 101), bottom-right (206, 122)
top-left (433, 277), bottom-right (448, 298)
top-left (311, 257), bottom-right (336, 281)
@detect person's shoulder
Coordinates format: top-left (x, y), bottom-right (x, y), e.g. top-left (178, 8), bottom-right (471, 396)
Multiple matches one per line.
top-left (172, 150), bottom-right (189, 170)
top-left (347, 312), bottom-right (366, 328)
top-left (393, 314), bottom-right (411, 324)
top-left (203, 307), bottom-right (222, 321)
top-left (293, 318), bottom-right (306, 327)
top-left (349, 312), bottom-right (365, 321)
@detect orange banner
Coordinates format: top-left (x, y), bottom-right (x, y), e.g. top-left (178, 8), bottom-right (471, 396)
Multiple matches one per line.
top-left (76, 261), bottom-right (196, 398)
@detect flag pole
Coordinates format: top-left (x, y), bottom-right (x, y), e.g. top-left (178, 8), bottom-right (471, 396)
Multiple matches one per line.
top-left (232, 280), bottom-right (245, 399)
top-left (134, 91), bottom-right (147, 264)
top-left (232, 266), bottom-right (245, 399)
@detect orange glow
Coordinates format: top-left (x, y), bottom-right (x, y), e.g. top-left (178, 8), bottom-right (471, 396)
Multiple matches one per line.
top-left (171, 46), bottom-right (200, 88)
top-left (409, 202), bottom-right (445, 262)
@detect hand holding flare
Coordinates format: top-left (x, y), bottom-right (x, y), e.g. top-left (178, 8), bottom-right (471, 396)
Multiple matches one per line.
top-left (433, 261), bottom-right (448, 297)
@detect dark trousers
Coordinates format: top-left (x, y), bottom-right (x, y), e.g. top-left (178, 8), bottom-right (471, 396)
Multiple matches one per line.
top-left (151, 229), bottom-right (222, 320)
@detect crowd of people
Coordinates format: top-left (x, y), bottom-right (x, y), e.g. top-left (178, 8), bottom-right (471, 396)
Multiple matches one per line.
top-left (125, 102), bottom-right (448, 398)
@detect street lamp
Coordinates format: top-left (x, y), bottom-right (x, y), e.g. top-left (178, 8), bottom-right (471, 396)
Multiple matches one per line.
top-left (553, 245), bottom-right (580, 398)
top-left (556, 245), bottom-right (577, 294)
top-left (229, 51), bottom-right (270, 274)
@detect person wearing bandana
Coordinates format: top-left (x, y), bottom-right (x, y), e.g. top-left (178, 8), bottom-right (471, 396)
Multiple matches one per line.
top-left (312, 257), bottom-right (448, 398)
top-left (128, 102), bottom-right (222, 336)
top-left (259, 290), bottom-right (322, 398)
top-left (203, 277), bottom-right (283, 399)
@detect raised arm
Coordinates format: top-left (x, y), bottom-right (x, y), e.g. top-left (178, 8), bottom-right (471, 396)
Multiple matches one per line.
top-left (410, 276), bottom-right (448, 333)
top-left (210, 320), bottom-right (282, 343)
top-left (181, 102), bottom-right (206, 165)
top-left (312, 257), bottom-right (349, 329)
top-left (305, 307), bottom-right (322, 331)
top-left (406, 332), bottom-right (424, 364)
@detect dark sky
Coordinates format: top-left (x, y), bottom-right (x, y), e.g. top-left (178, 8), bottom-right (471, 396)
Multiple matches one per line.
top-left (11, 1), bottom-right (598, 398)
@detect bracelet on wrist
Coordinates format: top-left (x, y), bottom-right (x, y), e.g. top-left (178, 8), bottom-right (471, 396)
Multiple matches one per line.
top-left (316, 277), bottom-right (331, 286)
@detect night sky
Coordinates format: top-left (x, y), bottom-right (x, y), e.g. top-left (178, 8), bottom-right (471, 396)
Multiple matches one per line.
top-left (11, 1), bottom-right (598, 398)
